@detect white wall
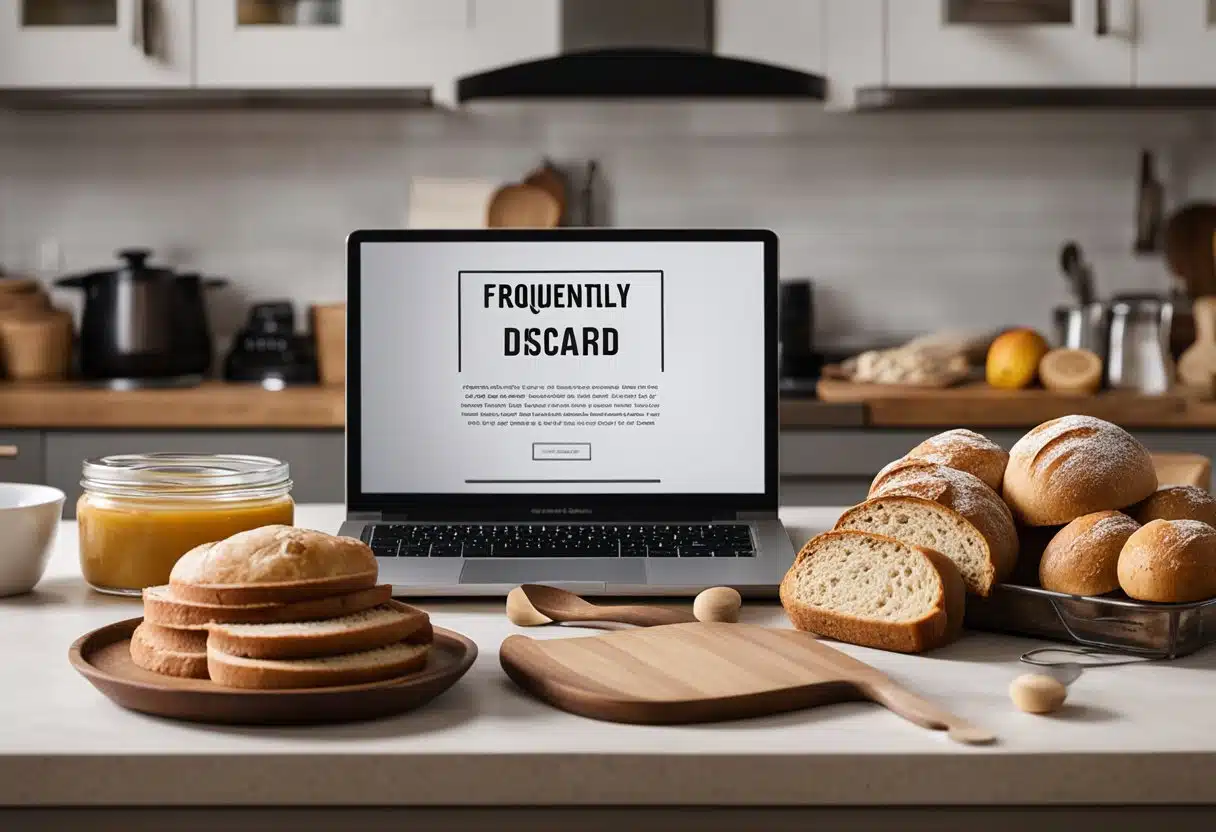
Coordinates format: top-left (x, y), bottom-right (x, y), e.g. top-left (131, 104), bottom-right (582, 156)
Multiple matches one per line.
top-left (0, 103), bottom-right (1209, 349)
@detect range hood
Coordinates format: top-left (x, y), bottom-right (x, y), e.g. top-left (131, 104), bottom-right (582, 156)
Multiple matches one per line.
top-left (456, 0), bottom-right (825, 103)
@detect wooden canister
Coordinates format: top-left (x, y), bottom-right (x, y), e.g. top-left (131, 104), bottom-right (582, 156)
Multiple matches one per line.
top-left (311, 303), bottom-right (346, 386)
top-left (0, 307), bottom-right (74, 381)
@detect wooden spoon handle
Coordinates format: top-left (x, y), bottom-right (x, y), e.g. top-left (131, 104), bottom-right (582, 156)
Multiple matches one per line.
top-left (594, 606), bottom-right (698, 627)
top-left (861, 681), bottom-right (995, 746)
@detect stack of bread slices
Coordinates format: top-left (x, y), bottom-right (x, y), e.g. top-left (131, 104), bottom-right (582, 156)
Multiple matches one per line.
top-left (130, 525), bottom-right (433, 689)
top-left (782, 416), bottom-right (1216, 654)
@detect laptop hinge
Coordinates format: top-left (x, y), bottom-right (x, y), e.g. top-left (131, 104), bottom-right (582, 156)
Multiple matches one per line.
top-left (375, 507), bottom-right (750, 523)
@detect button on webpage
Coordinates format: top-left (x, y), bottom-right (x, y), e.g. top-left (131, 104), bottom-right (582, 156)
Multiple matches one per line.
top-left (533, 443), bottom-right (592, 461)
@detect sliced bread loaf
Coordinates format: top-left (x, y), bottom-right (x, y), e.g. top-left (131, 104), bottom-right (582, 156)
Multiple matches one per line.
top-left (207, 641), bottom-right (430, 690)
top-left (170, 526), bottom-right (378, 605)
top-left (835, 496), bottom-right (1000, 596)
top-left (869, 459), bottom-right (1019, 585)
top-left (206, 600), bottom-right (432, 660)
top-left (780, 530), bottom-right (964, 654)
top-left (142, 584), bottom-right (393, 630)
top-left (130, 621), bottom-right (209, 679)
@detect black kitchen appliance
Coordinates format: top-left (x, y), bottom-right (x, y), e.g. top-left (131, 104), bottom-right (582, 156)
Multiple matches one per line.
top-left (779, 279), bottom-right (819, 393)
top-left (55, 249), bottom-right (225, 386)
top-left (224, 301), bottom-right (319, 387)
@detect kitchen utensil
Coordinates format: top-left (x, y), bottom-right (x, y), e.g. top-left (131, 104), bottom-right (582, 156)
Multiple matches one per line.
top-left (70, 617), bottom-right (477, 725)
top-left (513, 584), bottom-right (698, 627)
top-left (500, 622), bottom-right (995, 743)
top-left (0, 306), bottom-right (73, 381)
top-left (1058, 241), bottom-right (1094, 306)
top-left (0, 483), bottom-right (64, 597)
top-left (1177, 296), bottom-right (1216, 393)
top-left (1021, 646), bottom-right (1152, 688)
top-left (1107, 293), bottom-right (1174, 395)
top-left (223, 302), bottom-right (318, 388)
top-left (487, 183), bottom-right (561, 228)
top-left (523, 159), bottom-right (568, 221)
top-left (967, 584), bottom-right (1216, 659)
top-left (1163, 203), bottom-right (1216, 299)
top-left (55, 249), bottom-right (226, 384)
top-left (1134, 150), bottom-right (1164, 255)
top-left (1052, 303), bottom-right (1109, 366)
top-left (310, 302), bottom-right (345, 386)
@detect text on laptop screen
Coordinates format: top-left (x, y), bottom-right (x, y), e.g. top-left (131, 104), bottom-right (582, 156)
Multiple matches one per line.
top-left (358, 239), bottom-right (766, 495)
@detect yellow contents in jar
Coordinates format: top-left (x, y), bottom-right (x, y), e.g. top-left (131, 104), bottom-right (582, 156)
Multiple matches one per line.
top-left (77, 494), bottom-right (294, 593)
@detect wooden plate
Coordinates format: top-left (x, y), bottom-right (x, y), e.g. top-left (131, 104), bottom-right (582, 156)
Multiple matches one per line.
top-left (69, 618), bottom-right (477, 725)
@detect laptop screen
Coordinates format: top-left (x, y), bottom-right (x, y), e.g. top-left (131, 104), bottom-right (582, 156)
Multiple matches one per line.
top-left (356, 235), bottom-right (768, 496)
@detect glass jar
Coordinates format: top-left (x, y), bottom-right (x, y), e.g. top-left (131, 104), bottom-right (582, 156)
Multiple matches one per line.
top-left (78, 453), bottom-right (294, 596)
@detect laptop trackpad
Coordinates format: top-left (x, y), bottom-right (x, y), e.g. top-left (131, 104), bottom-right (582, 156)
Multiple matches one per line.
top-left (460, 558), bottom-right (645, 585)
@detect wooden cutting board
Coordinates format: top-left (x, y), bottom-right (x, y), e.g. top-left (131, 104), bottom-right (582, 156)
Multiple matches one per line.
top-left (500, 622), bottom-right (994, 744)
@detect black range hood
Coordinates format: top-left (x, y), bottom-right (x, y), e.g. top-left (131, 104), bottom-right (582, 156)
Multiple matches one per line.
top-left (456, 0), bottom-right (825, 103)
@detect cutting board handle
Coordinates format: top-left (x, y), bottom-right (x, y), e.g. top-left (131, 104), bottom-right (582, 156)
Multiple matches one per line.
top-left (859, 680), bottom-right (995, 745)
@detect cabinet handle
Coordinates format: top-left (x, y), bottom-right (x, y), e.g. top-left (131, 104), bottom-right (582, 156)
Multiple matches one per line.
top-left (0, 446), bottom-right (17, 459)
top-left (1095, 0), bottom-right (1109, 36)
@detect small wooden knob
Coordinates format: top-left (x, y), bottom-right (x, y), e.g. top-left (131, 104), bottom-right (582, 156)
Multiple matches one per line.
top-left (1009, 674), bottom-right (1068, 714)
top-left (693, 586), bottom-right (742, 623)
top-left (506, 587), bottom-right (552, 626)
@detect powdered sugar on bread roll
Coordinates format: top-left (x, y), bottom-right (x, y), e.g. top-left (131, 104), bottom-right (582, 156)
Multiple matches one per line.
top-left (1039, 510), bottom-right (1140, 596)
top-left (904, 429), bottom-right (1009, 492)
top-left (869, 460), bottom-right (1018, 584)
top-left (1132, 485), bottom-right (1216, 527)
top-left (1117, 519), bottom-right (1216, 603)
top-left (1002, 416), bottom-right (1157, 526)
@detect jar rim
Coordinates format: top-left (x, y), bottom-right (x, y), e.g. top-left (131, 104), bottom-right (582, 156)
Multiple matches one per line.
top-left (82, 453), bottom-right (290, 490)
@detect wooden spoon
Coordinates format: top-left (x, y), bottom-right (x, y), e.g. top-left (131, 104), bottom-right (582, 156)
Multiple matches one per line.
top-left (510, 584), bottom-right (699, 628)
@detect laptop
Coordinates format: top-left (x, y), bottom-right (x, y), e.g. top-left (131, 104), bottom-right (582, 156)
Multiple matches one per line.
top-left (338, 229), bottom-right (795, 595)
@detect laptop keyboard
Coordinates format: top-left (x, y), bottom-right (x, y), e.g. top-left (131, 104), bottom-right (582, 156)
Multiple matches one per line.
top-left (364, 523), bottom-right (756, 559)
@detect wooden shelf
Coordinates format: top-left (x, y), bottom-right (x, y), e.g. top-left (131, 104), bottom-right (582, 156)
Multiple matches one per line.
top-left (0, 382), bottom-right (344, 429)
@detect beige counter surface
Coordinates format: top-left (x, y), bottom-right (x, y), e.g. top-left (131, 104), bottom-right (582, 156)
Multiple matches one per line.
top-left (1, 505), bottom-right (1214, 811)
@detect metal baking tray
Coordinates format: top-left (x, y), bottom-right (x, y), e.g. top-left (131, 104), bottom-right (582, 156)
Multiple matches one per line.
top-left (965, 584), bottom-right (1216, 659)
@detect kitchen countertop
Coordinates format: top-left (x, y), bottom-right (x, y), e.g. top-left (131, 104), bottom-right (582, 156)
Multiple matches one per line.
top-left (2, 504), bottom-right (1215, 815)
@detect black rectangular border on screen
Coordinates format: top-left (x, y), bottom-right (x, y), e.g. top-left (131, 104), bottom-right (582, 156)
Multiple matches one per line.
top-left (345, 229), bottom-right (779, 519)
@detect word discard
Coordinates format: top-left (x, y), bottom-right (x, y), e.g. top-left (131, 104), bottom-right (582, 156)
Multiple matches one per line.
top-left (483, 282), bottom-right (632, 357)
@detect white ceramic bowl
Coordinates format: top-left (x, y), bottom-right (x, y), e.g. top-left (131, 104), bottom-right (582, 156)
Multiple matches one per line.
top-left (0, 483), bottom-right (65, 597)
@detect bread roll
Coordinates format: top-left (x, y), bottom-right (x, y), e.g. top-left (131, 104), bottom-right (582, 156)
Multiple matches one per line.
top-left (1038, 511), bottom-right (1140, 596)
top-left (1002, 416), bottom-right (1157, 526)
top-left (170, 526), bottom-right (378, 605)
top-left (869, 460), bottom-right (1018, 584)
top-left (1132, 485), bottom-right (1216, 527)
top-left (1117, 519), bottom-right (1216, 603)
top-left (903, 429), bottom-right (1009, 492)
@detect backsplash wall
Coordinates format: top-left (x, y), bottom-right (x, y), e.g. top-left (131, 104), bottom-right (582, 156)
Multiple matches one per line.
top-left (0, 104), bottom-right (1210, 349)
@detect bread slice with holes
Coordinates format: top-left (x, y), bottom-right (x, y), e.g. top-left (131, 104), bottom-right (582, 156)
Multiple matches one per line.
top-left (205, 600), bottom-right (432, 660)
top-left (130, 621), bottom-right (209, 679)
top-left (207, 641), bottom-right (431, 690)
top-left (834, 495), bottom-right (1000, 597)
top-left (780, 530), bottom-right (965, 654)
top-left (141, 584), bottom-right (393, 630)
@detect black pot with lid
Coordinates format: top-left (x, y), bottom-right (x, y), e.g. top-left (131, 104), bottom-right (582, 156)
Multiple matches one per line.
top-left (56, 248), bottom-right (227, 384)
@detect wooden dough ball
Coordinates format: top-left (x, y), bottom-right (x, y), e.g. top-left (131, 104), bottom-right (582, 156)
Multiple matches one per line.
top-left (693, 586), bottom-right (742, 623)
top-left (1009, 674), bottom-right (1068, 714)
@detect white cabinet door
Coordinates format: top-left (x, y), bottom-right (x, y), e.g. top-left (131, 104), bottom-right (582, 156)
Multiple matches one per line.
top-left (716, 0), bottom-right (825, 73)
top-left (0, 0), bottom-right (193, 88)
top-left (887, 0), bottom-right (1134, 86)
top-left (196, 0), bottom-right (477, 88)
top-left (1136, 0), bottom-right (1216, 86)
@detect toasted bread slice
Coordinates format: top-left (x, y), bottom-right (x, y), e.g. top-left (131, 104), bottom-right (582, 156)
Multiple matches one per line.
top-left (207, 641), bottom-right (430, 690)
top-left (130, 622), bottom-right (209, 679)
top-left (141, 584), bottom-right (393, 630)
top-left (780, 530), bottom-right (964, 654)
top-left (206, 601), bottom-right (432, 660)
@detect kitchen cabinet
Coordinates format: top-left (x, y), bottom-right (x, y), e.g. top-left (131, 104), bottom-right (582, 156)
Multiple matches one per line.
top-left (45, 431), bottom-right (344, 517)
top-left (0, 432), bottom-right (44, 486)
top-left (716, 0), bottom-right (825, 73)
top-left (885, 0), bottom-right (1135, 87)
top-left (0, 0), bottom-right (194, 88)
top-left (196, 0), bottom-right (559, 99)
top-left (1135, 0), bottom-right (1216, 86)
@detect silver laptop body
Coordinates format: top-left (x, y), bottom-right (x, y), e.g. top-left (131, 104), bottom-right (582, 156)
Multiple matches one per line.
top-left (339, 229), bottom-right (794, 596)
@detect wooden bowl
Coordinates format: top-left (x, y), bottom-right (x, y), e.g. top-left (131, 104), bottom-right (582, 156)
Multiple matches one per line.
top-left (69, 617), bottom-right (477, 725)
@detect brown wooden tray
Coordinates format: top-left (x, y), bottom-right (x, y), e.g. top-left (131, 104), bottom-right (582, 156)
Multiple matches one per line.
top-left (69, 617), bottom-right (477, 725)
